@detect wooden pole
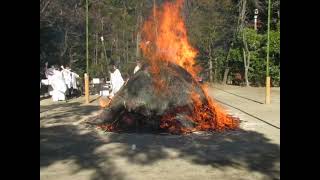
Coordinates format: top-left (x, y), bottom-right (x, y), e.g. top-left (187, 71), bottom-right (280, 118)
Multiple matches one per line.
top-left (265, 76), bottom-right (271, 104)
top-left (85, 73), bottom-right (90, 104)
top-left (85, 0), bottom-right (90, 104)
top-left (86, 0), bottom-right (89, 74)
top-left (265, 0), bottom-right (271, 104)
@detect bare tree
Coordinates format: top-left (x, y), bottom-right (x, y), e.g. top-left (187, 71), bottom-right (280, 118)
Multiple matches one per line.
top-left (239, 0), bottom-right (250, 86)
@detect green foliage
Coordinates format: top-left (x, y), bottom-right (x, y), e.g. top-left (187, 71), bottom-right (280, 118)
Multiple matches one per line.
top-left (228, 22), bottom-right (280, 86)
top-left (265, 29), bottom-right (280, 55)
top-left (229, 48), bottom-right (242, 62)
top-left (186, 0), bottom-right (237, 82)
top-left (270, 64), bottom-right (280, 86)
top-left (248, 57), bottom-right (265, 86)
top-left (242, 27), bottom-right (263, 50)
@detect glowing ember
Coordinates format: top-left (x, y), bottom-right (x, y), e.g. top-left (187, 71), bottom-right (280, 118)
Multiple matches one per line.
top-left (140, 0), bottom-right (239, 133)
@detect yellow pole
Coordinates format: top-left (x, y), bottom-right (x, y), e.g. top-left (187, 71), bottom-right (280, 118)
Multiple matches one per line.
top-left (265, 0), bottom-right (272, 104)
top-left (265, 76), bottom-right (271, 104)
top-left (85, 73), bottom-right (90, 104)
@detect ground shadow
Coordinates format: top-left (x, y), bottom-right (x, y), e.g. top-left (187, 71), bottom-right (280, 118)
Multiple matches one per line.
top-left (107, 130), bottom-right (280, 179)
top-left (41, 123), bottom-right (279, 180)
top-left (40, 102), bottom-right (101, 124)
top-left (40, 125), bottom-right (126, 180)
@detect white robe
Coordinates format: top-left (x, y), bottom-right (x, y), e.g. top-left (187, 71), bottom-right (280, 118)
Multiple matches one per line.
top-left (133, 65), bottom-right (141, 74)
top-left (61, 69), bottom-right (72, 89)
top-left (110, 69), bottom-right (124, 97)
top-left (45, 68), bottom-right (55, 85)
top-left (45, 68), bottom-right (55, 95)
top-left (50, 70), bottom-right (67, 101)
top-left (70, 72), bottom-right (80, 89)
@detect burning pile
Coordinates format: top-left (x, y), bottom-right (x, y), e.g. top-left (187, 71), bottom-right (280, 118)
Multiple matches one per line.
top-left (87, 0), bottom-right (239, 134)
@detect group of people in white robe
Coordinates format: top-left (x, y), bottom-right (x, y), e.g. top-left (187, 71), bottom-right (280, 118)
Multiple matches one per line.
top-left (41, 59), bottom-right (142, 102)
top-left (42, 63), bottom-right (79, 102)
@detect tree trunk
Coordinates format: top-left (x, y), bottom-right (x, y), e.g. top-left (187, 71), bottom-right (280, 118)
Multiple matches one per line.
top-left (69, 47), bottom-right (73, 68)
top-left (130, 32), bottom-right (133, 62)
top-left (100, 18), bottom-right (108, 64)
top-left (136, 4), bottom-right (142, 58)
top-left (242, 28), bottom-right (251, 86)
top-left (222, 68), bottom-right (230, 85)
top-left (208, 43), bottom-right (213, 83)
top-left (101, 49), bottom-right (104, 67)
top-left (222, 51), bottom-right (230, 85)
top-left (136, 31), bottom-right (141, 58)
top-left (242, 48), bottom-right (250, 87)
top-left (244, 67), bottom-right (249, 86)
top-left (214, 58), bottom-right (218, 82)
top-left (115, 34), bottom-right (120, 64)
top-left (126, 40), bottom-right (129, 63)
top-left (60, 29), bottom-right (69, 65)
top-left (238, 0), bottom-right (247, 32)
top-left (111, 39), bottom-right (113, 58)
top-left (116, 34), bottom-right (118, 55)
top-left (123, 30), bottom-right (125, 62)
top-left (209, 58), bottom-right (213, 83)
top-left (95, 33), bottom-right (98, 64)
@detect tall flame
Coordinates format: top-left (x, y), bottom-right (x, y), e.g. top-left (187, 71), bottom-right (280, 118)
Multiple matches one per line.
top-left (140, 0), bottom-right (199, 77)
top-left (140, 0), bottom-right (239, 133)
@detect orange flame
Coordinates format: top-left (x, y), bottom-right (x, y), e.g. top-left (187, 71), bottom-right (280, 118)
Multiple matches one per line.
top-left (140, 0), bottom-right (199, 77)
top-left (99, 97), bottom-right (111, 109)
top-left (140, 0), bottom-right (239, 133)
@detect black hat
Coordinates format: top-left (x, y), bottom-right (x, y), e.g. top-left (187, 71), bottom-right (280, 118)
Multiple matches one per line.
top-left (109, 60), bottom-right (116, 66)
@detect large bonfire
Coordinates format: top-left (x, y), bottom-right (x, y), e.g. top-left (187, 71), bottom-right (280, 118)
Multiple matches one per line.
top-left (88, 0), bottom-right (239, 134)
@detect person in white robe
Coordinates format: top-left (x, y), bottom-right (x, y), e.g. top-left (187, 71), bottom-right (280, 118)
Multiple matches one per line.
top-left (69, 70), bottom-right (80, 97)
top-left (61, 66), bottom-right (72, 97)
top-left (70, 70), bottom-right (80, 90)
top-left (44, 63), bottom-right (55, 95)
top-left (133, 60), bottom-right (141, 74)
top-left (50, 67), bottom-right (67, 101)
top-left (109, 63), bottom-right (124, 98)
top-left (61, 66), bottom-right (72, 88)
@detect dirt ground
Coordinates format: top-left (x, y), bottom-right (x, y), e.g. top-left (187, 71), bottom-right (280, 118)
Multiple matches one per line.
top-left (40, 85), bottom-right (280, 180)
